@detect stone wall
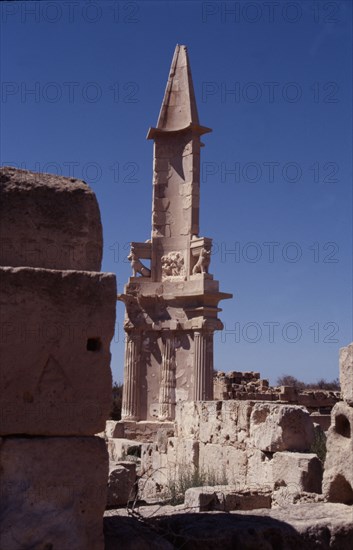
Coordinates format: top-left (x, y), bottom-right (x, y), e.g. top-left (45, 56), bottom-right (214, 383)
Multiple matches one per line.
top-left (214, 370), bottom-right (340, 429)
top-left (0, 167), bottom-right (116, 549)
top-left (138, 400), bottom-right (322, 502)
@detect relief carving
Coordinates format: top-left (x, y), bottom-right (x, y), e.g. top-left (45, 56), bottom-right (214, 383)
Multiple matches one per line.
top-left (161, 251), bottom-right (185, 279)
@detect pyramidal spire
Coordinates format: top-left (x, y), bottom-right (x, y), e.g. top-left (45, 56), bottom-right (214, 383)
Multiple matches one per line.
top-left (147, 45), bottom-right (211, 138)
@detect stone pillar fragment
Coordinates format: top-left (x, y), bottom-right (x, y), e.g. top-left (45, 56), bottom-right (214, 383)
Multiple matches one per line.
top-left (122, 334), bottom-right (141, 420)
top-left (159, 333), bottom-right (176, 420)
top-left (340, 342), bottom-right (353, 406)
top-left (206, 332), bottom-right (214, 400)
top-left (194, 331), bottom-right (213, 401)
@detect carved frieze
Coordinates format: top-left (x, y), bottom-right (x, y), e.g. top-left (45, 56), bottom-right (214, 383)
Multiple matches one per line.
top-left (161, 251), bottom-right (186, 280)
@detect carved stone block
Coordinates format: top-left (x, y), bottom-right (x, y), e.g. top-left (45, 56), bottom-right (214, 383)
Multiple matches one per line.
top-left (0, 266), bottom-right (116, 436)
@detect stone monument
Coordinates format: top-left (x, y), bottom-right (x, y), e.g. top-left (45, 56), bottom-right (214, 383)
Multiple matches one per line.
top-left (119, 45), bottom-right (232, 422)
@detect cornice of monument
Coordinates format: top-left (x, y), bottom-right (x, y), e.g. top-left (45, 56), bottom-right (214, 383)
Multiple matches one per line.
top-left (146, 44), bottom-right (212, 139)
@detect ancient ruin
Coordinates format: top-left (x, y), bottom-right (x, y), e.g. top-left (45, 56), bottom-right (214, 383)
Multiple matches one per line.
top-left (0, 166), bottom-right (116, 549)
top-left (119, 44), bottom-right (231, 422)
top-left (214, 370), bottom-right (340, 430)
top-left (1, 43), bottom-right (352, 550)
top-left (105, 46), bottom-right (353, 547)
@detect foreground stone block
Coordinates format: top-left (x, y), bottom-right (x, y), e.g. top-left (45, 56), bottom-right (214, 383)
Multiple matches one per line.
top-left (0, 266), bottom-right (116, 435)
top-left (0, 166), bottom-right (103, 271)
top-left (271, 452), bottom-right (322, 494)
top-left (107, 462), bottom-right (136, 507)
top-left (340, 343), bottom-right (353, 405)
top-left (0, 436), bottom-right (108, 550)
top-left (323, 401), bottom-right (353, 504)
top-left (249, 403), bottom-right (314, 452)
top-left (184, 486), bottom-right (272, 512)
top-left (246, 448), bottom-right (322, 494)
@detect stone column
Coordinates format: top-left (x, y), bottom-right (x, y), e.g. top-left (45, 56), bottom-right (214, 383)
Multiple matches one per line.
top-left (122, 333), bottom-right (140, 420)
top-left (194, 331), bottom-right (214, 401)
top-left (206, 332), bottom-right (214, 400)
top-left (159, 333), bottom-right (176, 420)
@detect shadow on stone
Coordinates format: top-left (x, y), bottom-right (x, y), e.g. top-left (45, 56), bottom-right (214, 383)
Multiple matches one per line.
top-left (104, 512), bottom-right (317, 550)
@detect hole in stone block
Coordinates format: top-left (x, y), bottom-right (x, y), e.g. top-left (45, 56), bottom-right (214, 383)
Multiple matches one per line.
top-left (328, 474), bottom-right (353, 504)
top-left (127, 446), bottom-right (141, 458)
top-left (335, 414), bottom-right (351, 438)
top-left (86, 338), bottom-right (101, 352)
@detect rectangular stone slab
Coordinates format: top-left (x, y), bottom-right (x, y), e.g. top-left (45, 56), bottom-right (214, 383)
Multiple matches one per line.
top-left (0, 266), bottom-right (116, 435)
top-left (0, 166), bottom-right (103, 271)
top-left (0, 436), bottom-right (108, 550)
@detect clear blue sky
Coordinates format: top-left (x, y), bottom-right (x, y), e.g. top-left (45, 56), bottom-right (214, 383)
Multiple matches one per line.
top-left (1, 1), bottom-right (352, 384)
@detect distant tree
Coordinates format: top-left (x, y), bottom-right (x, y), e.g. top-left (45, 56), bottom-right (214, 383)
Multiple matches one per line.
top-left (308, 378), bottom-right (340, 391)
top-left (110, 382), bottom-right (123, 420)
top-left (276, 374), bottom-right (340, 391)
top-left (276, 375), bottom-right (305, 389)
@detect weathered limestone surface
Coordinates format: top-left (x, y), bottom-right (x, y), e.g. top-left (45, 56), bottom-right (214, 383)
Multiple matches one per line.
top-left (249, 403), bottom-right (314, 452)
top-left (107, 462), bottom-right (136, 507)
top-left (108, 438), bottom-right (142, 463)
top-left (0, 436), bottom-right (108, 550)
top-left (0, 266), bottom-right (116, 436)
top-left (122, 421), bottom-right (175, 443)
top-left (271, 452), bottom-right (322, 494)
top-left (199, 443), bottom-right (248, 486)
top-left (175, 400), bottom-right (252, 444)
top-left (340, 343), bottom-right (353, 405)
top-left (0, 166), bottom-right (103, 271)
top-left (104, 503), bottom-right (353, 549)
top-left (138, 400), bottom-right (321, 499)
top-left (323, 401), bottom-right (353, 504)
top-left (246, 449), bottom-right (274, 489)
